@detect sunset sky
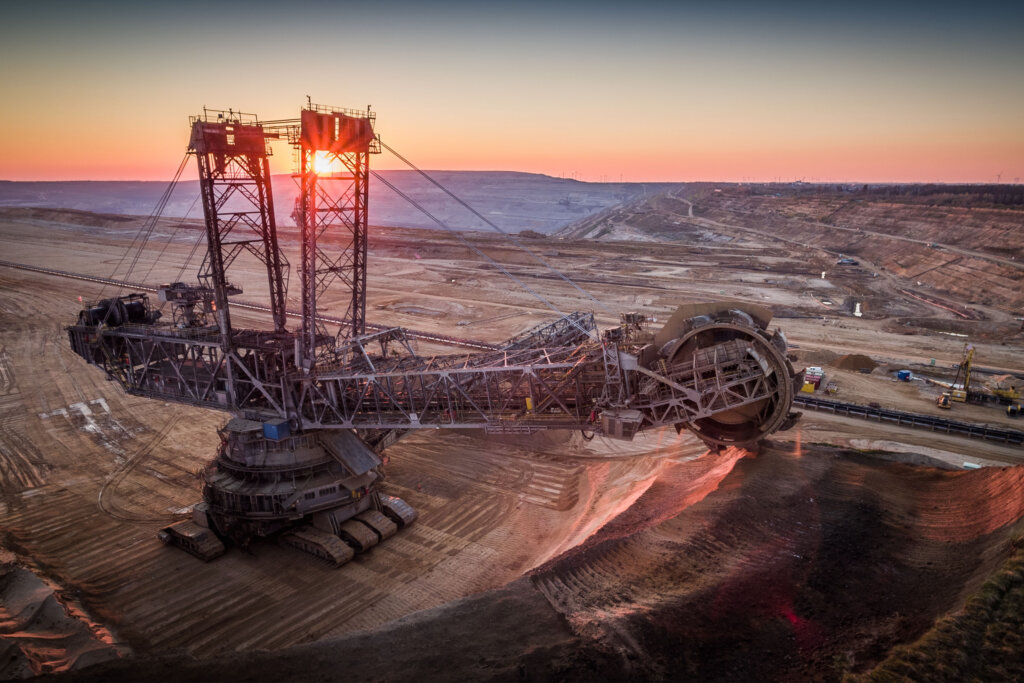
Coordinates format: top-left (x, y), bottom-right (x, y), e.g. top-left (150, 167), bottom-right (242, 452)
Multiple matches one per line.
top-left (1, 0), bottom-right (1022, 183)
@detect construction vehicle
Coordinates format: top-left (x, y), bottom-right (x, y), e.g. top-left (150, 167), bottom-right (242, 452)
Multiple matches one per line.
top-left (157, 506), bottom-right (226, 561)
top-left (949, 344), bottom-right (974, 402)
top-left (989, 375), bottom-right (1022, 404)
top-left (67, 104), bottom-right (801, 565)
top-left (929, 343), bottom-right (980, 409)
top-left (921, 345), bottom-right (1016, 408)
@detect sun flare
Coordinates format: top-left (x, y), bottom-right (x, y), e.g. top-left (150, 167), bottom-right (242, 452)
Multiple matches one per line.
top-left (312, 151), bottom-right (336, 175)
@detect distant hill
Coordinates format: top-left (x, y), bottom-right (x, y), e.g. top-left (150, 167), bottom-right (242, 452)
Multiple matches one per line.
top-left (0, 171), bottom-right (660, 235)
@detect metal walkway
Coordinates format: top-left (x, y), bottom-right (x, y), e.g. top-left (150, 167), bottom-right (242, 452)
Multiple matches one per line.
top-left (795, 395), bottom-right (1024, 446)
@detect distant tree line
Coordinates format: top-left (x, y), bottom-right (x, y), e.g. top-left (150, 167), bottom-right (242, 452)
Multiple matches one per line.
top-left (731, 182), bottom-right (1024, 208)
top-left (856, 184), bottom-right (1024, 207)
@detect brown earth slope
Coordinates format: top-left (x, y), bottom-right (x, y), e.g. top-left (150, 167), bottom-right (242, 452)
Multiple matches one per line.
top-left (562, 186), bottom-right (1024, 315)
top-left (37, 443), bottom-right (1024, 681)
top-left (693, 190), bottom-right (1024, 313)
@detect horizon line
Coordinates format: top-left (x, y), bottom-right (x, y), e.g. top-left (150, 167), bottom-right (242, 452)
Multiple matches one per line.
top-left (2, 174), bottom-right (1022, 187)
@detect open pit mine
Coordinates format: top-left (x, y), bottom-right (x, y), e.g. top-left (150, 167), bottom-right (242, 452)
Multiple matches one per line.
top-left (0, 103), bottom-right (1023, 682)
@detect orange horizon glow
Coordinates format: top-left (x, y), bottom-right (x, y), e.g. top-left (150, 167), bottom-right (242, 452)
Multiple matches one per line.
top-left (3, 124), bottom-right (1020, 185)
top-left (2, 4), bottom-right (1021, 185)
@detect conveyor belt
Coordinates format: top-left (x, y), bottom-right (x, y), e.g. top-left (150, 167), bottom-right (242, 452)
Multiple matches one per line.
top-left (794, 395), bottom-right (1024, 446)
top-left (0, 259), bottom-right (501, 352)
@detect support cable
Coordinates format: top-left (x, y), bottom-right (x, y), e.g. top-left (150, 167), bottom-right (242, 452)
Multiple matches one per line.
top-left (173, 212), bottom-right (208, 284)
top-left (379, 140), bottom-right (612, 315)
top-left (372, 171), bottom-right (598, 341)
top-left (139, 192), bottom-right (202, 284)
top-left (119, 158), bottom-right (187, 290)
top-left (101, 153), bottom-right (189, 299)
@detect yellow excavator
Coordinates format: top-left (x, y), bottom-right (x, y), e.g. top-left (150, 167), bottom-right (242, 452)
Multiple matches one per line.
top-left (988, 375), bottom-right (1022, 404)
top-left (934, 346), bottom-right (1022, 410)
top-left (949, 344), bottom-right (974, 403)
top-left (935, 344), bottom-right (974, 409)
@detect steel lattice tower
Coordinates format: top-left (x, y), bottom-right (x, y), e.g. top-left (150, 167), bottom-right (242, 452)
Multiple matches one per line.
top-left (293, 105), bottom-right (378, 366)
top-left (189, 111), bottom-right (290, 339)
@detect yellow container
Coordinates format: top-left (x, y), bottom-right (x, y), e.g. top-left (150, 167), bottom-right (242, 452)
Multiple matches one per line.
top-left (525, 397), bottom-right (534, 411)
top-left (801, 382), bottom-right (816, 393)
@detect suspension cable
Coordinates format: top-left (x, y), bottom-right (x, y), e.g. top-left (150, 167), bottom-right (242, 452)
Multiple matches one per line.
top-left (173, 223), bottom-right (207, 285)
top-left (372, 171), bottom-right (598, 341)
top-left (119, 156), bottom-right (188, 291)
top-left (378, 139), bottom-right (612, 315)
top-left (101, 153), bottom-right (189, 298)
top-left (139, 192), bottom-right (201, 284)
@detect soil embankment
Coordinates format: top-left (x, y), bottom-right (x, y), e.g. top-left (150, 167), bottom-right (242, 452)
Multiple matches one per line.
top-left (42, 443), bottom-right (1024, 681)
top-left (0, 553), bottom-right (120, 678)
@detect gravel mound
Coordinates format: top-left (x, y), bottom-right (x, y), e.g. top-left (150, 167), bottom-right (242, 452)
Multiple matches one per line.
top-left (833, 353), bottom-right (878, 372)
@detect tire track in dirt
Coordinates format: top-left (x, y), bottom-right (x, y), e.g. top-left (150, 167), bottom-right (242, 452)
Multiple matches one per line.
top-left (393, 437), bottom-right (584, 511)
top-left (0, 339), bottom-right (53, 494)
top-left (0, 425), bottom-right (50, 492)
top-left (96, 415), bottom-right (183, 523)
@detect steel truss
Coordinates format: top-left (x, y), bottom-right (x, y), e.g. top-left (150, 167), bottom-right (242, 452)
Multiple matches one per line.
top-left (293, 106), bottom-right (379, 364)
top-left (501, 311), bottom-right (596, 349)
top-left (67, 104), bottom-right (799, 453)
top-left (67, 315), bottom-right (788, 438)
top-left (189, 111), bottom-right (289, 341)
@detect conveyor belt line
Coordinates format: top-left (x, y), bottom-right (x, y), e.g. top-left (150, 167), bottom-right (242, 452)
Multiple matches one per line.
top-left (794, 395), bottom-right (1024, 446)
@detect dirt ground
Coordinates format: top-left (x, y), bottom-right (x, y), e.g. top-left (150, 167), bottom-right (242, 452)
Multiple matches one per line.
top-left (37, 442), bottom-right (1024, 682)
top-left (0, 196), bottom-right (1022, 679)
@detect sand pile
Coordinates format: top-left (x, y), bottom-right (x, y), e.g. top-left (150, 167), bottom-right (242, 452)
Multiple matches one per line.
top-left (833, 353), bottom-right (878, 372)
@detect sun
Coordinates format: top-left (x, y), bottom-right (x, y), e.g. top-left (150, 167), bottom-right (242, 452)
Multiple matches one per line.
top-left (312, 151), bottom-right (336, 175)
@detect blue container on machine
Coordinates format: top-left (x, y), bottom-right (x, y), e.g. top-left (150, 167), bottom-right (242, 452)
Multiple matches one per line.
top-left (897, 370), bottom-right (911, 382)
top-left (263, 419), bottom-right (290, 441)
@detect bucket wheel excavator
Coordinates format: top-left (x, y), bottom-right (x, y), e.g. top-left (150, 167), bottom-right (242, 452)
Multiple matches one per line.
top-left (67, 103), bottom-right (802, 566)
